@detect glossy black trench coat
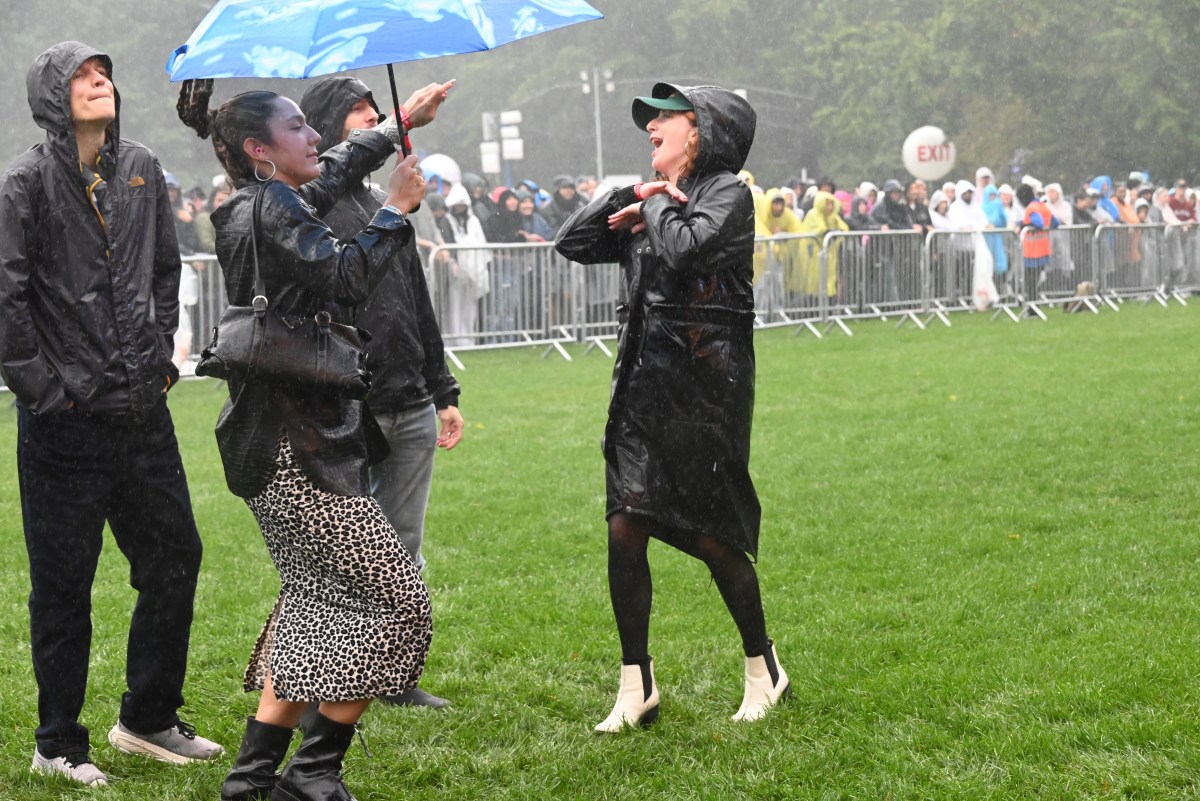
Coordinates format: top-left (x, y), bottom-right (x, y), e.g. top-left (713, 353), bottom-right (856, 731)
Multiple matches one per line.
top-left (556, 83), bottom-right (762, 556)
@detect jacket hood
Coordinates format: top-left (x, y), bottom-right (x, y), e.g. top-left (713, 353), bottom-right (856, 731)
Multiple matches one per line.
top-left (636, 82), bottom-right (756, 178)
top-left (27, 42), bottom-right (120, 169)
top-left (1089, 176), bottom-right (1113, 197)
top-left (445, 183), bottom-right (471, 208)
top-left (462, 172), bottom-right (488, 193)
top-left (981, 185), bottom-right (1007, 227)
top-left (975, 166), bottom-right (994, 182)
top-left (809, 190), bottom-right (841, 224)
top-left (300, 76), bottom-right (381, 155)
top-left (955, 179), bottom-right (976, 199)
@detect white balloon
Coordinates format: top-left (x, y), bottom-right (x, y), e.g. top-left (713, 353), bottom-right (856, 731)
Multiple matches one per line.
top-left (902, 126), bottom-right (956, 182)
top-left (418, 153), bottom-right (462, 185)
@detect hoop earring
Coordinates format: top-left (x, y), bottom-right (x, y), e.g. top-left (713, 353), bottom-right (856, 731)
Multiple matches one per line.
top-left (254, 159), bottom-right (276, 182)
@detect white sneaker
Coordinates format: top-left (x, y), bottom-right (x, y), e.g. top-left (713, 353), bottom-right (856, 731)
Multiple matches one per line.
top-left (108, 720), bottom-right (224, 764)
top-left (31, 748), bottom-right (108, 785)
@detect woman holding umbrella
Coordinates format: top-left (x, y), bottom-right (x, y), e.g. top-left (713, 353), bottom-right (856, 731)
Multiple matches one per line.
top-left (556, 83), bottom-right (789, 732)
top-left (178, 80), bottom-right (445, 801)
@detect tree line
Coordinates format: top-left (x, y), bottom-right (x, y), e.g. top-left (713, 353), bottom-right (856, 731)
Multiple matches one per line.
top-left (1, 0), bottom-right (1195, 194)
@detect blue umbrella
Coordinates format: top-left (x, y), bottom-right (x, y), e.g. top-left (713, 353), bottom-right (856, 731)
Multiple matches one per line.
top-left (167, 0), bottom-right (603, 81)
top-left (168, 0), bottom-right (603, 156)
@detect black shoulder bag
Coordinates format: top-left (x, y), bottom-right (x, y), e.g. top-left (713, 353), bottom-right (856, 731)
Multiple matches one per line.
top-left (195, 185), bottom-right (373, 400)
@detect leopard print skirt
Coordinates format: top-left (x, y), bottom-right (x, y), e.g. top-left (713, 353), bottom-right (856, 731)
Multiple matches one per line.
top-left (242, 435), bottom-right (432, 701)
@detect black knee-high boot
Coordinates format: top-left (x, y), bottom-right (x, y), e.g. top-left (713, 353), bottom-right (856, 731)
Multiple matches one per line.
top-left (270, 711), bottom-right (357, 801)
top-left (221, 717), bottom-right (295, 801)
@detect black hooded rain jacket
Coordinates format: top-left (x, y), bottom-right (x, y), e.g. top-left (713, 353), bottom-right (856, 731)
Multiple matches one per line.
top-left (298, 77), bottom-right (459, 416)
top-left (555, 83), bottom-right (762, 556)
top-left (0, 42), bottom-right (180, 418)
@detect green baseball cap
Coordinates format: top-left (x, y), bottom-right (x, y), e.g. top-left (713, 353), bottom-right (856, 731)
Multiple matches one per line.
top-left (632, 84), bottom-right (693, 130)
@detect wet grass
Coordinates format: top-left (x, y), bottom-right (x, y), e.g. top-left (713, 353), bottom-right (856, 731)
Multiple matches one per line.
top-left (0, 302), bottom-right (1198, 800)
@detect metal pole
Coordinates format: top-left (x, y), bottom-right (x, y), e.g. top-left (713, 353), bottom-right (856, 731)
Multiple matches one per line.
top-left (592, 66), bottom-right (604, 180)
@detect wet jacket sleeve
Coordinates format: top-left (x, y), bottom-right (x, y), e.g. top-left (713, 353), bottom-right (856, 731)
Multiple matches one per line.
top-left (640, 174), bottom-right (750, 274)
top-left (260, 182), bottom-right (412, 307)
top-left (298, 129), bottom-right (395, 218)
top-left (0, 169), bottom-right (69, 412)
top-left (554, 185), bottom-right (639, 264)
top-left (151, 162), bottom-right (181, 344)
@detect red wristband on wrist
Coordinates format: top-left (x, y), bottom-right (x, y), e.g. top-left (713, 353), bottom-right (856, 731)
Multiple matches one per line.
top-left (634, 182), bottom-right (644, 201)
top-left (397, 105), bottom-right (412, 131)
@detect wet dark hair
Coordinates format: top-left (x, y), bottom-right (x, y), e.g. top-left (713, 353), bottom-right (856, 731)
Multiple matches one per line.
top-left (1015, 183), bottom-right (1035, 206)
top-left (177, 79), bottom-right (281, 188)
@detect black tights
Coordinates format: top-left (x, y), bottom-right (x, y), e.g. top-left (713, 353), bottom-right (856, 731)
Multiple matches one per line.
top-left (607, 513), bottom-right (769, 662)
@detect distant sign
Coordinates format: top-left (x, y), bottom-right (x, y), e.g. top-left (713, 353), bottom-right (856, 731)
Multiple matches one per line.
top-left (902, 126), bottom-right (956, 181)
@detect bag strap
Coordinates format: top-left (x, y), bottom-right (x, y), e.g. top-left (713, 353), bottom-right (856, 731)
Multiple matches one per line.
top-left (246, 184), bottom-right (270, 380)
top-left (249, 184), bottom-right (268, 308)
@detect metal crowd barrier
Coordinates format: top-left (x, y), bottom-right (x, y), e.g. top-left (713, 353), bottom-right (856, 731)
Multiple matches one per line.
top-left (3, 221), bottom-right (1194, 395)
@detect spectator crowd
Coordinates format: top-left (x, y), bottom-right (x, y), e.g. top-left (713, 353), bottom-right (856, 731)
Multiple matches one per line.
top-left (163, 162), bottom-right (1200, 355)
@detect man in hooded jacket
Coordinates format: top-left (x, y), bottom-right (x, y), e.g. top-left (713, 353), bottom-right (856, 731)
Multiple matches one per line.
top-left (0, 41), bottom-right (222, 786)
top-left (542, 174), bottom-right (587, 232)
top-left (298, 75), bottom-right (461, 709)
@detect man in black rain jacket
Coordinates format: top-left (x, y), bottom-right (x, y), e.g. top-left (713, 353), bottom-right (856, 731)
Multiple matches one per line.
top-left (299, 76), bottom-right (461, 709)
top-left (0, 41), bottom-right (221, 786)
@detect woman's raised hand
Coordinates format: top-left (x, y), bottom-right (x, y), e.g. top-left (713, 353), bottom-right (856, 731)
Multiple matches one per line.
top-left (386, 154), bottom-right (426, 214)
top-left (608, 202), bottom-right (645, 233)
top-left (608, 181), bottom-right (689, 232)
top-left (637, 181), bottom-right (688, 203)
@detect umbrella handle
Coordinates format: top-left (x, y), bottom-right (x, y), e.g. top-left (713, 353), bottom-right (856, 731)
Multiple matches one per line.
top-left (387, 64), bottom-right (410, 158)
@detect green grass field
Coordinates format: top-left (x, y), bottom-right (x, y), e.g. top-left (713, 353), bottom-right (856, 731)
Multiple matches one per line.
top-left (0, 304), bottom-right (1197, 800)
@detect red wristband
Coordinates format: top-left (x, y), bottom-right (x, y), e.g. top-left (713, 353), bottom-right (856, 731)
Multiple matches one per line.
top-left (634, 182), bottom-right (644, 201)
top-left (397, 105), bottom-right (412, 131)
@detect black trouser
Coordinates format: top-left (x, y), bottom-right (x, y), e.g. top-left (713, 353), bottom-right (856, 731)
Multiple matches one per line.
top-left (16, 399), bottom-right (203, 757)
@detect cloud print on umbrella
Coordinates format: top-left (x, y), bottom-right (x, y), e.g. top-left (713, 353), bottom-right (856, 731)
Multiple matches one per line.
top-left (167, 0), bottom-right (604, 81)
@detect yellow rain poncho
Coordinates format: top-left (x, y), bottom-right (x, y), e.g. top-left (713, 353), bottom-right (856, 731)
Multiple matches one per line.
top-left (795, 190), bottom-right (848, 296)
top-left (755, 188), bottom-right (803, 283)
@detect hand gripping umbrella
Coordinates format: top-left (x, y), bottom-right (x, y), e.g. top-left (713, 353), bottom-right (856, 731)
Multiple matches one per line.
top-left (167, 0), bottom-right (604, 154)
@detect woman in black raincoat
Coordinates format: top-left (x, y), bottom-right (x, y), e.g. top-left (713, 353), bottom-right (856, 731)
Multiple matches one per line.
top-left (556, 83), bottom-right (788, 732)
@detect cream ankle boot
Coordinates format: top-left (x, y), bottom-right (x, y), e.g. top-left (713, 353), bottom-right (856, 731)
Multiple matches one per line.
top-left (732, 641), bottom-right (789, 721)
top-left (595, 660), bottom-right (660, 733)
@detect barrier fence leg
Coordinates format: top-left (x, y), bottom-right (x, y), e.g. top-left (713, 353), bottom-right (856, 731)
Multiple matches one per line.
top-left (923, 310), bottom-right (951, 327)
top-left (822, 317), bottom-right (853, 337)
top-left (542, 341), bottom-right (573, 361)
top-left (896, 311), bottom-right (926, 330)
top-left (794, 320), bottom-right (824, 339)
top-left (1020, 303), bottom-right (1048, 321)
top-left (584, 337), bottom-right (614, 357)
top-left (992, 305), bottom-right (1021, 323)
top-left (445, 349), bottom-right (466, 371)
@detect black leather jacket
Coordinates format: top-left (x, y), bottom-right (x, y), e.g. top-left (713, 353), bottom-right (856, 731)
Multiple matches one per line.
top-left (210, 129), bottom-right (411, 498)
top-left (0, 42), bottom-right (180, 418)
